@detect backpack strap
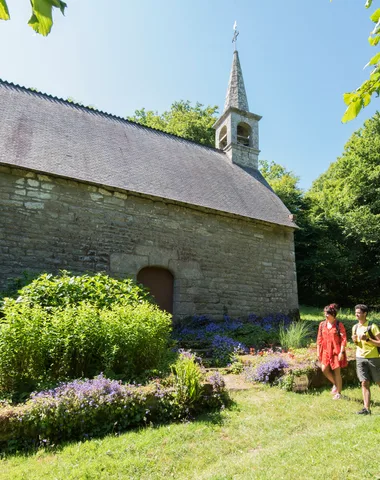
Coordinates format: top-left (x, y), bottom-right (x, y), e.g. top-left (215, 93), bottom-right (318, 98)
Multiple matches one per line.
top-left (335, 320), bottom-right (341, 337)
top-left (323, 320), bottom-right (342, 337)
top-left (367, 322), bottom-right (380, 354)
top-left (367, 322), bottom-right (375, 339)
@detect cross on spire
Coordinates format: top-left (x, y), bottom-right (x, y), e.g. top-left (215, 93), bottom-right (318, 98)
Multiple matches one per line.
top-left (232, 21), bottom-right (239, 51)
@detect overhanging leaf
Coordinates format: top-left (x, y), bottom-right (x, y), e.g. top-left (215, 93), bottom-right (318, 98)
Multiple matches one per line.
top-left (370, 9), bottom-right (380, 23)
top-left (50, 0), bottom-right (67, 15)
top-left (0, 0), bottom-right (10, 20)
top-left (364, 52), bottom-right (380, 69)
top-left (343, 92), bottom-right (358, 106)
top-left (28, 0), bottom-right (67, 36)
top-left (363, 93), bottom-right (372, 107)
top-left (341, 98), bottom-right (363, 123)
top-left (368, 34), bottom-right (380, 46)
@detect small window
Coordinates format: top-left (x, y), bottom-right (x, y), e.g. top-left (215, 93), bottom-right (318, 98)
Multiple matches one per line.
top-left (219, 126), bottom-right (227, 149)
top-left (237, 122), bottom-right (251, 147)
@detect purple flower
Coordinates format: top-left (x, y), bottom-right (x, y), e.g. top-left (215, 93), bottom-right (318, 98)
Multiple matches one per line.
top-left (252, 358), bottom-right (289, 384)
top-left (211, 335), bottom-right (247, 366)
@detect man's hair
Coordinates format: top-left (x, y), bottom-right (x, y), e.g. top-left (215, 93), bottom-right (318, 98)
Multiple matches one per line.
top-left (355, 304), bottom-right (368, 314)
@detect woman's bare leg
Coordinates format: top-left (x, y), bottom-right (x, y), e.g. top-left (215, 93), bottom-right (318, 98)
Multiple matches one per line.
top-left (321, 364), bottom-right (335, 385)
top-left (332, 367), bottom-right (342, 393)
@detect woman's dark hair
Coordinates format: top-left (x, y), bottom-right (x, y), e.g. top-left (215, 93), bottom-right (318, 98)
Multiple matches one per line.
top-left (355, 304), bottom-right (368, 313)
top-left (324, 303), bottom-right (339, 318)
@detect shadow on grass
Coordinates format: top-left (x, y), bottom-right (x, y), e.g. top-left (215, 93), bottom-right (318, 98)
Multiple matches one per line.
top-left (295, 384), bottom-right (380, 410)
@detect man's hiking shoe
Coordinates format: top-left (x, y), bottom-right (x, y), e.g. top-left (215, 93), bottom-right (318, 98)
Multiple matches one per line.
top-left (357, 408), bottom-right (371, 415)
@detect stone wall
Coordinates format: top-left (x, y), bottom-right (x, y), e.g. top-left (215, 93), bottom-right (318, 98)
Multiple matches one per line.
top-left (0, 166), bottom-right (298, 318)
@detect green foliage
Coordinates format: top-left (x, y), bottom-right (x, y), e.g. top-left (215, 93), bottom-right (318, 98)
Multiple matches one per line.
top-left (4, 387), bottom-right (380, 478)
top-left (128, 100), bottom-right (218, 147)
top-left (227, 357), bottom-right (244, 374)
top-left (302, 113), bottom-right (380, 305)
top-left (171, 352), bottom-right (202, 406)
top-left (259, 160), bottom-right (304, 215)
top-left (308, 113), bottom-right (380, 245)
top-left (0, 0), bottom-right (66, 36)
top-left (279, 322), bottom-right (313, 350)
top-left (2, 271), bottom-right (153, 311)
top-left (230, 323), bottom-right (278, 350)
top-left (0, 272), bottom-right (172, 398)
top-left (66, 97), bottom-right (97, 110)
top-left (341, 1), bottom-right (380, 121)
top-left (0, 372), bottom-right (229, 450)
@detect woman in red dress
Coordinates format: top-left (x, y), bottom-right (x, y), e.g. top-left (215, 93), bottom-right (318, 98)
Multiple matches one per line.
top-left (317, 303), bottom-right (348, 399)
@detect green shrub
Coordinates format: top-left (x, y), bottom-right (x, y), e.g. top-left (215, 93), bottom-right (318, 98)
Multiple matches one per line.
top-left (0, 373), bottom-right (230, 450)
top-left (0, 300), bottom-right (172, 398)
top-left (279, 321), bottom-right (313, 350)
top-left (230, 324), bottom-right (277, 348)
top-left (1, 271), bottom-right (152, 311)
top-left (171, 351), bottom-right (203, 406)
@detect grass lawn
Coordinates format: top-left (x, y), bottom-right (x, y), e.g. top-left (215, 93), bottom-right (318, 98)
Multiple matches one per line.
top-left (2, 384), bottom-right (380, 480)
top-left (300, 305), bottom-right (380, 324)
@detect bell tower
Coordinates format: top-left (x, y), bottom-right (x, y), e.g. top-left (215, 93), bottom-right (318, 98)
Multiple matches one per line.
top-left (213, 27), bottom-right (262, 170)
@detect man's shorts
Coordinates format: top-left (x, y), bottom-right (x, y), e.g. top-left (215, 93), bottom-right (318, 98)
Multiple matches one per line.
top-left (356, 357), bottom-right (380, 383)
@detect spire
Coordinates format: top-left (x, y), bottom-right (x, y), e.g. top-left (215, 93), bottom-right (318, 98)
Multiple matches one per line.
top-left (223, 50), bottom-right (249, 113)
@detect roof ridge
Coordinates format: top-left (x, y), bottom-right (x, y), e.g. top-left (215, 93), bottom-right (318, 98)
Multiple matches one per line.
top-left (0, 78), bottom-right (222, 153)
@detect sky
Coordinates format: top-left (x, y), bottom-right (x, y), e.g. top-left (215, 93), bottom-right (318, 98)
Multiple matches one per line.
top-left (0, 0), bottom-right (378, 190)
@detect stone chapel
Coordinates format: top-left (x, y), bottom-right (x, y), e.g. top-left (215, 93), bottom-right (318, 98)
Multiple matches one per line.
top-left (0, 49), bottom-right (298, 319)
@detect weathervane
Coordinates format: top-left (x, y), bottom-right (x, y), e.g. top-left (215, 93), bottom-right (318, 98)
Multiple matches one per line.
top-left (232, 21), bottom-right (239, 51)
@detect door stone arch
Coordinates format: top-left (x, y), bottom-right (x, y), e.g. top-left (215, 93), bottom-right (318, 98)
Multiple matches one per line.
top-left (137, 266), bottom-right (174, 314)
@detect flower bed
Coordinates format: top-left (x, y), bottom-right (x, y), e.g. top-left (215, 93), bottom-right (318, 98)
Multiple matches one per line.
top-left (240, 344), bottom-right (358, 391)
top-left (0, 354), bottom-right (229, 451)
top-left (173, 313), bottom-right (293, 366)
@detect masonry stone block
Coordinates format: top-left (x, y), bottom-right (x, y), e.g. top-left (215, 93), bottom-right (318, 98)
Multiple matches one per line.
top-left (0, 169), bottom-right (298, 318)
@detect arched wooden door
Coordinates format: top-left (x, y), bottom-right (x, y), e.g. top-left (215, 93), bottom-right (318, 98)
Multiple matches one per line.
top-left (137, 267), bottom-right (174, 314)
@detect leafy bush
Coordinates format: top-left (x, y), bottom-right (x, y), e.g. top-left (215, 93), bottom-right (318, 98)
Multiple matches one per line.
top-left (279, 321), bottom-right (313, 350)
top-left (229, 323), bottom-right (275, 349)
top-left (0, 371), bottom-right (230, 450)
top-left (211, 335), bottom-right (247, 367)
top-left (0, 300), bottom-right (172, 398)
top-left (204, 371), bottom-right (229, 409)
top-left (15, 375), bottom-right (148, 445)
top-left (245, 357), bottom-right (289, 385)
top-left (1, 271), bottom-right (152, 311)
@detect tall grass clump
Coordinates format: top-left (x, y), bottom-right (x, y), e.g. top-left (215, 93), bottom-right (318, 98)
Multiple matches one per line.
top-left (171, 351), bottom-right (203, 406)
top-left (0, 272), bottom-right (172, 399)
top-left (279, 321), bottom-right (313, 350)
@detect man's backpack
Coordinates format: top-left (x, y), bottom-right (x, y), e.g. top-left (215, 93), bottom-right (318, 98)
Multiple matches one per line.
top-left (354, 322), bottom-right (380, 354)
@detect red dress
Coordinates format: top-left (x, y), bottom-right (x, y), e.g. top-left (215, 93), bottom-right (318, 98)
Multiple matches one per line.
top-left (317, 320), bottom-right (348, 370)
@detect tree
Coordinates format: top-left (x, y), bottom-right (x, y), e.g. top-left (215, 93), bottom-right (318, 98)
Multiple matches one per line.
top-left (342, 0), bottom-right (380, 122)
top-left (128, 100), bottom-right (218, 147)
top-left (309, 112), bottom-right (380, 244)
top-left (0, 0), bottom-right (66, 36)
top-left (259, 160), bottom-right (304, 214)
top-left (304, 112), bottom-right (380, 305)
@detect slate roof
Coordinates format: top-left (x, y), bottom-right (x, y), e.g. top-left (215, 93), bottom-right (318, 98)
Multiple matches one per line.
top-left (0, 80), bottom-right (295, 228)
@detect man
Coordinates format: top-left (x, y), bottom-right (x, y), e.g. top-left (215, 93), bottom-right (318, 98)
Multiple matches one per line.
top-left (352, 304), bottom-right (380, 415)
